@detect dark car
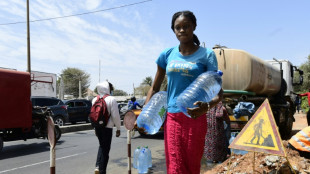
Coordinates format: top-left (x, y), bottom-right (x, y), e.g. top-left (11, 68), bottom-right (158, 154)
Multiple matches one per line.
top-left (64, 99), bottom-right (92, 124)
top-left (31, 96), bottom-right (69, 126)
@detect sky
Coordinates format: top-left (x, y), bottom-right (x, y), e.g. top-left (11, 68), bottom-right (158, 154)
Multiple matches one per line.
top-left (0, 0), bottom-right (309, 94)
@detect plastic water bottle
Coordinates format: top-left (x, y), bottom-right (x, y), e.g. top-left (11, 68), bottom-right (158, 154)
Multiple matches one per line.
top-left (137, 91), bottom-right (167, 134)
top-left (144, 146), bottom-right (152, 168)
top-left (138, 148), bottom-right (148, 174)
top-left (133, 146), bottom-right (141, 169)
top-left (176, 70), bottom-right (223, 117)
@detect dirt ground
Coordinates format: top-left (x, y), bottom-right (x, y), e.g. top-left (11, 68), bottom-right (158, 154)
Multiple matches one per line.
top-left (201, 112), bottom-right (310, 174)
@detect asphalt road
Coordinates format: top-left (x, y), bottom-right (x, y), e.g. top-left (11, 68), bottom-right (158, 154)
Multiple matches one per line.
top-left (0, 127), bottom-right (166, 174)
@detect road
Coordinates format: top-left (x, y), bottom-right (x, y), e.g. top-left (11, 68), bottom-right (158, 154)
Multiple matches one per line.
top-left (0, 127), bottom-right (166, 174)
top-left (1, 112), bottom-right (306, 174)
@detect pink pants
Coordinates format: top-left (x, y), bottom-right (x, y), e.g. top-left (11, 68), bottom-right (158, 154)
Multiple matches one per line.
top-left (164, 112), bottom-right (207, 174)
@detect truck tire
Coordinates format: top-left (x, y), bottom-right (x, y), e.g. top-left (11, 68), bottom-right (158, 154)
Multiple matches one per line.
top-left (0, 136), bottom-right (3, 152)
top-left (279, 115), bottom-right (293, 140)
top-left (54, 116), bottom-right (65, 127)
top-left (55, 126), bottom-right (61, 142)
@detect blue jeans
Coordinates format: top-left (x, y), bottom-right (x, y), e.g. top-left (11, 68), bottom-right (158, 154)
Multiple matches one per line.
top-left (95, 127), bottom-right (113, 174)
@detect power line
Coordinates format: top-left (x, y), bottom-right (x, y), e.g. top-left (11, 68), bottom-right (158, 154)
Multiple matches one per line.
top-left (0, 0), bottom-right (152, 26)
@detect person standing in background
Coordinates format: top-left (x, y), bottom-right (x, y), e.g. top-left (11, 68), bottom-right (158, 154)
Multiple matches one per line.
top-left (144, 10), bottom-right (222, 174)
top-left (299, 89), bottom-right (310, 126)
top-left (93, 81), bottom-right (121, 174)
top-left (203, 101), bottom-right (229, 164)
top-left (295, 95), bottom-right (301, 114)
top-left (127, 96), bottom-right (143, 110)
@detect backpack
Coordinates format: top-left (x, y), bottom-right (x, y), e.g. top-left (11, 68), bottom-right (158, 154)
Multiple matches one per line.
top-left (89, 95), bottom-right (110, 128)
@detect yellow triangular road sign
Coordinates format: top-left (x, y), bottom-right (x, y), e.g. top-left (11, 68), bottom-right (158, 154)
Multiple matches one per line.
top-left (229, 99), bottom-right (286, 156)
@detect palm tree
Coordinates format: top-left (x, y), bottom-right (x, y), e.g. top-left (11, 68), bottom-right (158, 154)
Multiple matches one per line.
top-left (142, 76), bottom-right (153, 86)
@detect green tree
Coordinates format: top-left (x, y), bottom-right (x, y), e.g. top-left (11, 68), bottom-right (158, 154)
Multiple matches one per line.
top-left (142, 76), bottom-right (153, 86)
top-left (293, 54), bottom-right (310, 112)
top-left (61, 67), bottom-right (90, 98)
top-left (135, 76), bottom-right (167, 96)
top-left (299, 55), bottom-right (310, 91)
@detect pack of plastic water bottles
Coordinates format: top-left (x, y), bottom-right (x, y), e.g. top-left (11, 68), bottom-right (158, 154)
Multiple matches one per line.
top-left (133, 146), bottom-right (152, 174)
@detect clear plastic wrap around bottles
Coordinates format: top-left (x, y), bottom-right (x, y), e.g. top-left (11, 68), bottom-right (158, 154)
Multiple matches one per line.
top-left (137, 91), bottom-right (167, 134)
top-left (176, 70), bottom-right (223, 117)
top-left (133, 146), bottom-right (141, 169)
top-left (138, 148), bottom-right (148, 174)
top-left (144, 146), bottom-right (152, 168)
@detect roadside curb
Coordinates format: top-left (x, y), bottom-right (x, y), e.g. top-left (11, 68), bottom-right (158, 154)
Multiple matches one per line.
top-left (60, 121), bottom-right (124, 134)
top-left (60, 124), bottom-right (93, 134)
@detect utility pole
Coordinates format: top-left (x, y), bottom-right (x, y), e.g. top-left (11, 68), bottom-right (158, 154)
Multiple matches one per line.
top-left (26, 0), bottom-right (31, 96)
top-left (60, 76), bottom-right (64, 100)
top-left (99, 59), bottom-right (101, 83)
top-left (79, 80), bottom-right (82, 99)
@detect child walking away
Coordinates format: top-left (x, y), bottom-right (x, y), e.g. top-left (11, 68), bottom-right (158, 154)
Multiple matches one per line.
top-left (92, 81), bottom-right (121, 174)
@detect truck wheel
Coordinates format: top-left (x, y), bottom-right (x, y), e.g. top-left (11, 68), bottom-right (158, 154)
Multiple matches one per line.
top-left (280, 116), bottom-right (293, 139)
top-left (54, 117), bottom-right (65, 127)
top-left (55, 126), bottom-right (61, 142)
top-left (0, 136), bottom-right (3, 152)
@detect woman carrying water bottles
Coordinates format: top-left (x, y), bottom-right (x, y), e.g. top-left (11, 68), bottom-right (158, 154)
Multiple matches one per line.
top-left (144, 11), bottom-right (223, 174)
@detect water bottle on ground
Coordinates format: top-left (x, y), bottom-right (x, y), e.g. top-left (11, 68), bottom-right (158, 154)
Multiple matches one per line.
top-left (176, 70), bottom-right (223, 117)
top-left (137, 91), bottom-right (167, 134)
top-left (144, 146), bottom-right (152, 168)
top-left (138, 148), bottom-right (148, 174)
top-left (133, 146), bottom-right (141, 169)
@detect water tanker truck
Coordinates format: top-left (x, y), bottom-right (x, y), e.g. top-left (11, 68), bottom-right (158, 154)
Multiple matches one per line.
top-left (213, 46), bottom-right (304, 139)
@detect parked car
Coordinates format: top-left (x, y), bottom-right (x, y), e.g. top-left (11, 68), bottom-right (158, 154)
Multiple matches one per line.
top-left (31, 96), bottom-right (69, 126)
top-left (63, 99), bottom-right (92, 124)
top-left (118, 102), bottom-right (128, 120)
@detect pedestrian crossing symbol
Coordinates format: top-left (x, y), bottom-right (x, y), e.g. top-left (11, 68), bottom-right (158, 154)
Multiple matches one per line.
top-left (229, 99), bottom-right (286, 156)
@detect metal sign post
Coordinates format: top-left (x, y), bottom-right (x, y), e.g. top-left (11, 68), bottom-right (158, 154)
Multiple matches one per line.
top-left (124, 111), bottom-right (137, 174)
top-left (47, 117), bottom-right (56, 174)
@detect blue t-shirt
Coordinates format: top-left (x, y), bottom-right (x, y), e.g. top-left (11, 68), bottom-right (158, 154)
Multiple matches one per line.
top-left (156, 46), bottom-right (218, 113)
top-left (128, 101), bottom-right (141, 110)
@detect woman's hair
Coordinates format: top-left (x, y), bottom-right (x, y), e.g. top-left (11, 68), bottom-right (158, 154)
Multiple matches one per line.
top-left (171, 10), bottom-right (200, 46)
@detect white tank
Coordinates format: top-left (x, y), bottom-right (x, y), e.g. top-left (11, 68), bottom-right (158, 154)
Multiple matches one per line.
top-left (213, 48), bottom-right (281, 95)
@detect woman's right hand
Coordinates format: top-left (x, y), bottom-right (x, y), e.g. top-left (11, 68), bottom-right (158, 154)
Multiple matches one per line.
top-left (134, 121), bottom-right (147, 134)
top-left (187, 101), bottom-right (209, 119)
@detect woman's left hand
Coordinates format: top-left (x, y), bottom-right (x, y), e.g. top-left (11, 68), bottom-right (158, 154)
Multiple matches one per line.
top-left (187, 101), bottom-right (209, 119)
